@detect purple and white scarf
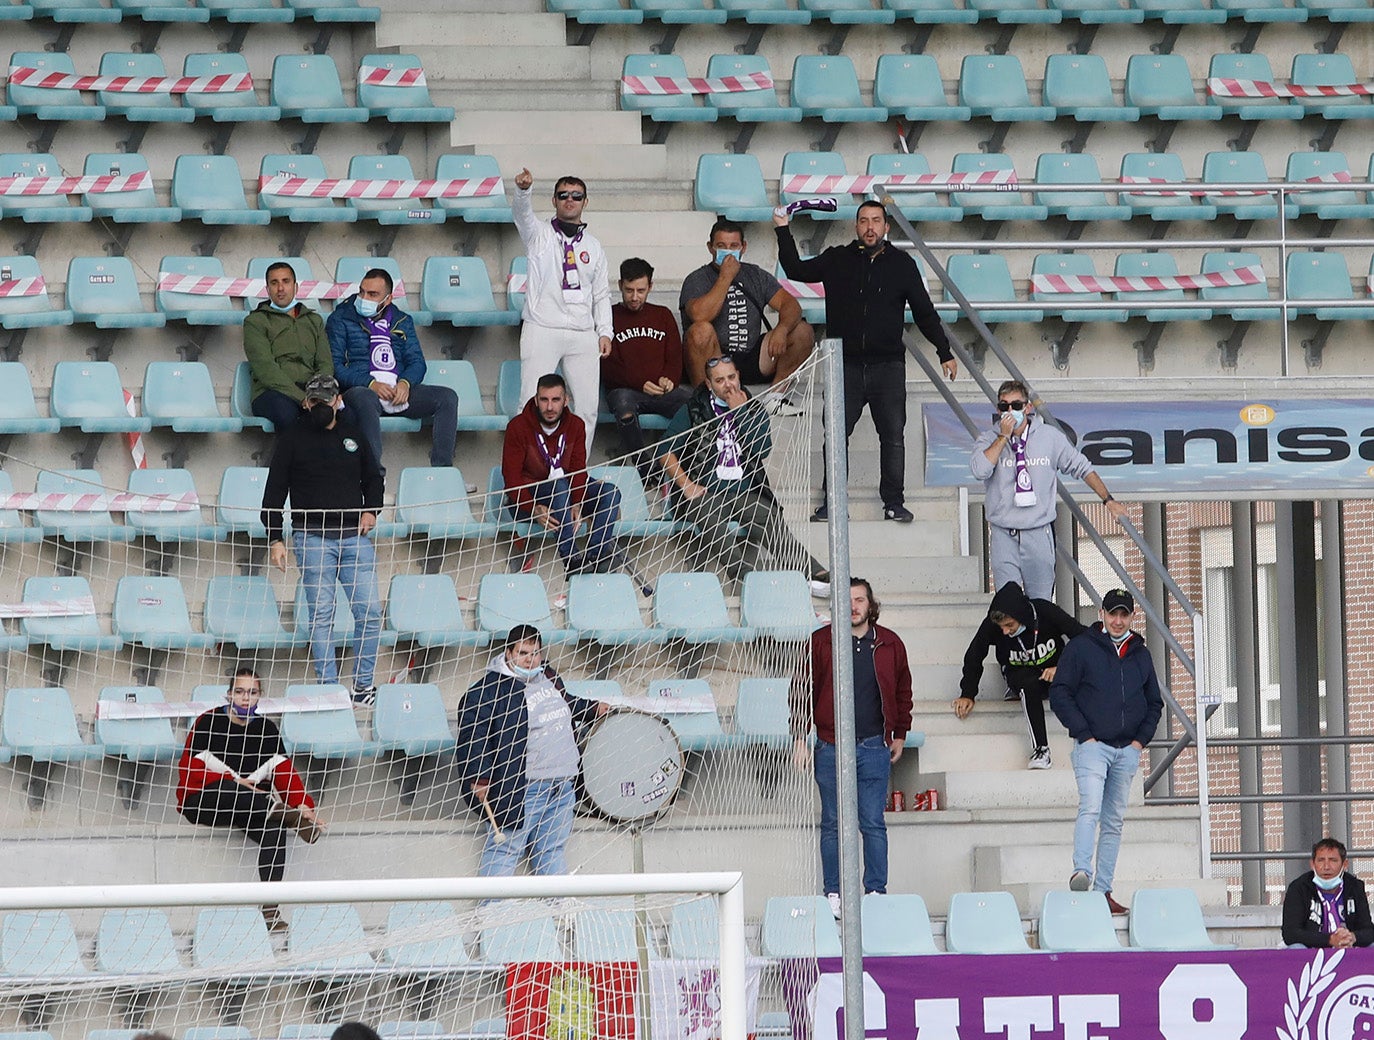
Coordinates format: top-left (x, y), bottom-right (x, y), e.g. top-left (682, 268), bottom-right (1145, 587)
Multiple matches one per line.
top-left (711, 398), bottom-right (743, 481)
top-left (1012, 431), bottom-right (1036, 508)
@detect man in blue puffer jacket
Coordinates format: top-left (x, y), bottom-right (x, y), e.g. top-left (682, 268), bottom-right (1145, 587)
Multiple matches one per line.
top-left (325, 268), bottom-right (459, 474)
top-left (1050, 588), bottom-right (1163, 915)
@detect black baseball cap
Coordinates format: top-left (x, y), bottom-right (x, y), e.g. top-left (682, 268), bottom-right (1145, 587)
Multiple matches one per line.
top-left (1102, 589), bottom-right (1134, 614)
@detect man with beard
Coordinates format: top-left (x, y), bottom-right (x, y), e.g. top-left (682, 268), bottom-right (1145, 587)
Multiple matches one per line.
top-left (605, 257), bottom-right (689, 463)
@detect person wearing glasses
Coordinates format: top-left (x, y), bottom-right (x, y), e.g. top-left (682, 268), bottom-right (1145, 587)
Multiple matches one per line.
top-left (512, 167), bottom-right (612, 456)
top-left (969, 380), bottom-right (1128, 600)
top-left (176, 668), bottom-right (323, 931)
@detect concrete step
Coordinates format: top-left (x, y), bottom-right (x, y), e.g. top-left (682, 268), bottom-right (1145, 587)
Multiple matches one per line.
top-left (377, 11), bottom-right (567, 46)
top-left (846, 519), bottom-right (957, 560)
top-left (453, 142), bottom-right (669, 182)
top-left (420, 45), bottom-right (591, 81)
top-left (943, 768), bottom-right (1145, 811)
top-left (453, 111), bottom-right (645, 147)
top-left (917, 731), bottom-right (1075, 773)
top-left (975, 840), bottom-right (1212, 890)
top-left (824, 554), bottom-right (982, 594)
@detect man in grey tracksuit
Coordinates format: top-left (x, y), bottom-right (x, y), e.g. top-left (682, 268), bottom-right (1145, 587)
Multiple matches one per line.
top-left (969, 379), bottom-right (1128, 600)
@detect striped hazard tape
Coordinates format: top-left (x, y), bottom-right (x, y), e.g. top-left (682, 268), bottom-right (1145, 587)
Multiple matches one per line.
top-left (6, 65), bottom-right (251, 93)
top-left (780, 170), bottom-right (1019, 195)
top-left (258, 172), bottom-right (503, 200)
top-left (358, 64), bottom-right (427, 88)
top-left (0, 491), bottom-right (198, 512)
top-left (156, 273), bottom-right (409, 300)
top-left (0, 171), bottom-right (150, 197)
top-left (620, 70), bottom-right (773, 95)
top-left (1030, 264), bottom-right (1265, 294)
top-left (1207, 77), bottom-right (1374, 98)
top-left (0, 275), bottom-right (45, 298)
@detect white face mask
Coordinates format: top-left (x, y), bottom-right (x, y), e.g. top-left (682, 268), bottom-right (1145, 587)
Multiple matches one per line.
top-left (1010, 623), bottom-right (1026, 638)
top-left (1315, 872), bottom-right (1343, 890)
top-left (511, 662), bottom-right (543, 681)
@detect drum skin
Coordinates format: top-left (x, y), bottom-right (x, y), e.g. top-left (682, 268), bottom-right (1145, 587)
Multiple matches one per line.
top-left (580, 709), bottom-right (684, 822)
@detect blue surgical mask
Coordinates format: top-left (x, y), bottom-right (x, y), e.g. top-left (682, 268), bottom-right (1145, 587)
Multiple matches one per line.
top-left (1315, 873), bottom-right (1343, 890)
top-left (511, 662), bottom-right (543, 681)
top-left (355, 297), bottom-right (381, 318)
top-left (1010, 407), bottom-right (1026, 425)
top-left (710, 394), bottom-right (728, 409)
top-left (268, 299), bottom-right (296, 313)
top-left (714, 248), bottom-right (742, 266)
top-left (1010, 623), bottom-right (1026, 638)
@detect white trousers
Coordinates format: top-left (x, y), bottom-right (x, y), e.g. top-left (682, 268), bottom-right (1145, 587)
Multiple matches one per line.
top-left (519, 323), bottom-right (600, 456)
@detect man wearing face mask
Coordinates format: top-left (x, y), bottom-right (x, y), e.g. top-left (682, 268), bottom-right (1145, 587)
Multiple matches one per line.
top-left (1282, 838), bottom-right (1374, 949)
top-left (1049, 589), bottom-right (1162, 914)
top-left (261, 373), bottom-right (385, 704)
top-left (512, 167), bottom-right (612, 457)
top-left (774, 201), bottom-right (956, 524)
top-left (244, 260), bottom-right (334, 433)
top-left (970, 380), bottom-right (1129, 600)
top-left (325, 268), bottom-right (459, 475)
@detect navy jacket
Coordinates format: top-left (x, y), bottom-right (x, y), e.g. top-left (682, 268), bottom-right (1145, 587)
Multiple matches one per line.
top-left (324, 295), bottom-right (427, 391)
top-left (1049, 623), bottom-right (1163, 747)
top-left (455, 657), bottom-right (600, 831)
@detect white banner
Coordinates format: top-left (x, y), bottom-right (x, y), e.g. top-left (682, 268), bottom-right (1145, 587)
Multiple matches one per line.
top-left (649, 958), bottom-right (763, 1040)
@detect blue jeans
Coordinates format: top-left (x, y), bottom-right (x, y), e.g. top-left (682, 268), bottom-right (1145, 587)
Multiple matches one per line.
top-left (343, 383), bottom-right (459, 471)
top-left (1070, 740), bottom-right (1141, 894)
top-left (814, 736), bottom-right (890, 896)
top-left (478, 777), bottom-right (576, 877)
top-left (292, 531), bottom-right (382, 686)
top-left (521, 477), bottom-right (621, 565)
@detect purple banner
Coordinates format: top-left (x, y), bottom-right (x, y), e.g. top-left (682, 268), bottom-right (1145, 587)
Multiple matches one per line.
top-left (787, 949), bottom-right (1374, 1039)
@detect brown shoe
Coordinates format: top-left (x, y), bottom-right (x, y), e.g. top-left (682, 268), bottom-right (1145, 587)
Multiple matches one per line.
top-left (271, 803), bottom-right (324, 844)
top-left (1104, 892), bottom-right (1129, 915)
top-left (261, 904), bottom-right (287, 934)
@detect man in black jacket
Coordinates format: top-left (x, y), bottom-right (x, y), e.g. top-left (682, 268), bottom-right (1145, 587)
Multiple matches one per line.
top-left (954, 582), bottom-right (1085, 770)
top-left (774, 201), bottom-right (956, 523)
top-left (1282, 837), bottom-right (1374, 948)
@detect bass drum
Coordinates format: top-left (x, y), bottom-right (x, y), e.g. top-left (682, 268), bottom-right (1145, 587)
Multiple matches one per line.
top-left (579, 709), bottom-right (684, 822)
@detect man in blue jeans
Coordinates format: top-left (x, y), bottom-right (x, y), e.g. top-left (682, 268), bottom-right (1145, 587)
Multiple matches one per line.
top-left (791, 578), bottom-right (913, 918)
top-left (262, 373), bottom-right (385, 704)
top-left (1050, 588), bottom-right (1163, 915)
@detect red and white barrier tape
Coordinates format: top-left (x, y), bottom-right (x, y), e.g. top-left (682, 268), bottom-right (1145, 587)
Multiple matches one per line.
top-left (0, 171), bottom-right (150, 197)
top-left (258, 172), bottom-right (503, 200)
top-left (0, 491), bottom-right (198, 512)
top-left (1030, 263), bottom-right (1265, 294)
top-left (620, 70), bottom-right (773, 96)
top-left (1207, 76), bottom-right (1374, 98)
top-left (358, 64), bottom-right (427, 88)
top-left (6, 65), bottom-right (251, 93)
top-left (97, 690), bottom-right (355, 719)
top-left (0, 275), bottom-right (45, 298)
top-left (507, 272), bottom-right (528, 294)
top-left (123, 390), bottom-right (146, 470)
top-left (0, 595), bottom-right (94, 618)
top-left (156, 273), bottom-right (408, 300)
top-left (779, 278), bottom-right (824, 299)
top-left (780, 170), bottom-right (1019, 195)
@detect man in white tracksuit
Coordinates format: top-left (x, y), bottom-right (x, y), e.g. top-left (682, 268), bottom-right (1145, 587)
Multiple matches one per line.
top-left (512, 167), bottom-right (613, 456)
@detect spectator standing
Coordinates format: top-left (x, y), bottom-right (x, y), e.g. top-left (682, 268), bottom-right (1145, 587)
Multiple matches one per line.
top-left (1282, 837), bottom-right (1374, 949)
top-left (244, 261), bottom-right (333, 432)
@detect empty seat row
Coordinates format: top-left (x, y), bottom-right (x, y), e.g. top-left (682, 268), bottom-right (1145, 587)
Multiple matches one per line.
top-left (7, 0), bottom-right (377, 25)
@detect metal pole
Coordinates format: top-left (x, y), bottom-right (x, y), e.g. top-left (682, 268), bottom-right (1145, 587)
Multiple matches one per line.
top-left (1193, 612), bottom-right (1213, 879)
top-left (1232, 502), bottom-right (1265, 903)
top-left (1321, 501), bottom-right (1350, 844)
top-left (821, 338), bottom-right (865, 1040)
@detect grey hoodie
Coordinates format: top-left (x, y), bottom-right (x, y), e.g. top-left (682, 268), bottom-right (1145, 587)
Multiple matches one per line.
top-left (970, 415), bottom-right (1095, 530)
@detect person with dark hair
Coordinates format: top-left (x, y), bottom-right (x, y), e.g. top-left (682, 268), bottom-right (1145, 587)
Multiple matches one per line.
top-left (456, 625), bottom-right (609, 876)
top-left (790, 578), bottom-right (913, 919)
top-left (679, 217), bottom-right (813, 413)
top-left (605, 257), bottom-right (690, 462)
top-left (176, 669), bottom-right (323, 930)
top-left (325, 267), bottom-right (459, 475)
top-left (330, 1025), bottom-right (381, 1040)
top-left (244, 260), bottom-right (334, 432)
top-left (954, 581), bottom-right (1085, 770)
top-left (512, 167), bottom-right (611, 455)
top-left (1283, 838), bottom-right (1374, 948)
top-left (502, 372), bottom-right (622, 573)
top-left (774, 201), bottom-right (955, 524)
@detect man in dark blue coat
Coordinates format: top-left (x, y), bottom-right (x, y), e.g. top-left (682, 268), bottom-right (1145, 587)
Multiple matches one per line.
top-left (1049, 588), bottom-right (1163, 914)
top-left (325, 267), bottom-right (458, 475)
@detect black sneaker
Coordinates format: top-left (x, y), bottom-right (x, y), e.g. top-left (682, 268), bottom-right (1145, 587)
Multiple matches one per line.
top-left (352, 684), bottom-right (377, 706)
top-left (810, 504), bottom-right (828, 522)
top-left (883, 505), bottom-right (914, 523)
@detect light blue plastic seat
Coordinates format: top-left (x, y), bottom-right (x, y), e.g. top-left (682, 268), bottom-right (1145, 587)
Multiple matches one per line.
top-left (1129, 888), bottom-right (1235, 949)
top-left (791, 55), bottom-right (887, 122)
top-left (171, 154), bottom-right (270, 225)
top-left (800, 0), bottom-right (896, 20)
top-left (587, 465), bottom-right (676, 535)
top-left (114, 0), bottom-right (208, 20)
top-left (202, 0), bottom-right (292, 20)
top-left (647, 678), bottom-right (734, 750)
top-left (335, 256), bottom-right (429, 324)
top-left (1200, 251), bottom-right (1277, 320)
top-left (0, 471), bottom-right (40, 546)
top-left (735, 677), bottom-right (790, 747)
top-left (113, 578), bottom-right (215, 651)
top-left (1296, 0), bottom-right (1374, 19)
top-left (1, 911), bottom-right (89, 976)
top-left (481, 908), bottom-right (562, 962)
top-left (944, 254), bottom-right (1043, 322)
top-left (477, 573), bottom-right (577, 643)
top-left (217, 465), bottom-right (273, 538)
top-left (434, 154), bottom-right (512, 223)
top-left (425, 360), bottom-right (507, 432)
top-left (50, 362), bottom-right (151, 434)
top-left (66, 258), bottom-right (163, 328)
top-left (34, 469), bottom-right (134, 543)
top-left (7, 52), bottom-right (106, 120)
top-left (231, 360), bottom-right (274, 430)
top-left (96, 908), bottom-right (182, 973)
top-left (966, 0), bottom-right (1059, 19)
top-left (83, 153), bottom-right (180, 224)
top-left (384, 466), bottom-right (498, 541)
top-left (883, 0), bottom-right (978, 22)
top-left (1034, 154), bottom-right (1130, 222)
top-left (4, 686), bottom-right (106, 759)
top-left (1201, 151), bottom-right (1278, 219)
top-left (718, 0), bottom-right (811, 21)
top-left (567, 573), bottom-right (666, 645)
top-left (548, 0), bottom-right (644, 24)
top-left (621, 54), bottom-right (717, 123)
top-left (704, 54), bottom-right (801, 121)
top-left (654, 572), bottom-right (755, 644)
top-left (182, 54), bottom-right (281, 122)
top-left (359, 53), bottom-right (453, 122)
top-left (203, 575), bottom-right (299, 649)
top-left (143, 360), bottom-right (241, 433)
top-left (775, 258), bottom-right (824, 325)
top-left (272, 54), bottom-right (367, 122)
top-left (346, 154), bottom-right (445, 226)
top-left (1032, 253), bottom-right (1129, 322)
top-left (372, 683), bottom-right (457, 756)
top-left (287, 0), bottom-right (379, 20)
top-left (951, 153), bottom-right (1047, 220)
top-left (0, 362), bottom-right (58, 433)
top-left (1125, 54), bottom-right (1222, 121)
top-left (740, 570), bottom-right (815, 640)
top-left (959, 54), bottom-right (1055, 121)
top-left (694, 154), bottom-right (774, 221)
top-left (1120, 152), bottom-right (1217, 220)
top-left (631, 0), bottom-right (728, 21)
top-left (421, 257), bottom-right (520, 328)
top-left (780, 151), bottom-right (858, 221)
top-left (94, 686), bottom-right (181, 761)
top-left (496, 359), bottom-right (524, 418)
top-left (385, 573), bottom-right (488, 648)
top-left (1046, 0), bottom-right (1142, 21)
top-left (1038, 891), bottom-right (1123, 951)
top-left (383, 901), bottom-right (471, 969)
top-left (127, 467), bottom-right (225, 542)
top-left (96, 52), bottom-right (193, 122)
top-left (0, 257), bottom-right (72, 330)
top-left (1043, 54), bottom-right (1140, 121)
top-left (1115, 252), bottom-right (1209, 321)
top-left (183, 1029), bottom-right (253, 1040)
top-left (866, 153), bottom-right (963, 221)
top-left (574, 907), bottom-right (637, 960)
top-left (193, 907), bottom-right (274, 969)
top-left (484, 464), bottom-right (555, 542)
top-left (669, 898), bottom-right (722, 958)
top-left (154, 258), bottom-right (248, 328)
top-left (258, 154), bottom-right (354, 224)
top-left (0, 153), bottom-right (92, 223)
top-left (861, 893), bottom-right (939, 955)
top-left (378, 1024), bottom-right (445, 1040)
top-left (1206, 54), bottom-right (1301, 121)
top-left (0, 0), bottom-right (28, 18)
top-left (760, 896), bottom-right (842, 957)
top-left (1288, 251), bottom-right (1374, 319)
top-left (1286, 151), bottom-right (1374, 218)
top-left (1214, 0), bottom-right (1303, 16)
top-left (22, 576), bottom-right (124, 650)
top-left (288, 904), bottom-right (375, 970)
top-left (1291, 53), bottom-right (1374, 119)
top-left (30, 0), bottom-right (120, 16)
top-left (281, 684), bottom-right (378, 760)
top-left (946, 891), bottom-right (1032, 953)
top-left (873, 54), bottom-right (970, 122)
top-left (1132, 0), bottom-right (1224, 20)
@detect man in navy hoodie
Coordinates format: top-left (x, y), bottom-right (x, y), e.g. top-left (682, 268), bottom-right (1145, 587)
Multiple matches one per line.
top-left (1050, 588), bottom-right (1162, 914)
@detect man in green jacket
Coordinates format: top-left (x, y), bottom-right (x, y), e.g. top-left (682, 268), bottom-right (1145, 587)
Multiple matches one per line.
top-left (245, 261), bottom-right (333, 432)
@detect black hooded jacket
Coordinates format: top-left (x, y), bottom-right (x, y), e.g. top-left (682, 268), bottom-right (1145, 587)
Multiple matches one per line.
top-left (958, 582), bottom-right (1086, 701)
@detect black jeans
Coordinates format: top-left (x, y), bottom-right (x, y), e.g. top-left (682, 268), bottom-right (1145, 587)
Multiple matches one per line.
top-left (182, 782), bottom-right (291, 882)
top-left (680, 487), bottom-right (825, 581)
top-left (1007, 666), bottom-right (1050, 749)
top-left (821, 359), bottom-right (908, 510)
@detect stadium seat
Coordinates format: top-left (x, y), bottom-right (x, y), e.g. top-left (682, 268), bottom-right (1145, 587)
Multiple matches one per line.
top-left (1295, 0), bottom-right (1374, 20)
top-left (34, 469), bottom-right (134, 543)
top-left (5, 685), bottom-right (104, 767)
top-left (734, 677), bottom-right (790, 747)
top-left (422, 360), bottom-right (507, 433)
top-left (182, 54), bottom-right (281, 122)
top-left (171, 155), bottom-right (270, 225)
top-left (115, 0), bottom-right (208, 20)
top-left (6, 52), bottom-right (106, 120)
top-left (193, 907), bottom-right (275, 969)
top-left (587, 465), bottom-right (676, 536)
top-left (372, 683), bottom-right (457, 757)
top-left (127, 467), bottom-right (226, 543)
top-left (945, 891), bottom-right (1032, 953)
top-left (113, 576), bottom-right (215, 651)
top-left (1213, 0), bottom-right (1304, 16)
top-left (0, 153), bottom-right (93, 223)
top-left (1286, 151), bottom-right (1374, 218)
top-left (621, 54), bottom-right (717, 123)
top-left (1119, 152), bottom-right (1218, 221)
top-left (1124, 54), bottom-right (1222, 121)
top-left (434, 154), bottom-right (513, 223)
top-left (506, 257), bottom-right (526, 316)
top-left (943, 254), bottom-right (1043, 322)
top-left (477, 573), bottom-right (577, 643)
top-left (0, 362), bottom-right (58, 433)
top-left (653, 572), bottom-right (755, 644)
top-left (966, 0), bottom-right (1059, 20)
top-left (293, 579), bottom-right (382, 650)
top-left (155, 258), bottom-right (249, 327)
top-left (346, 154), bottom-right (446, 226)
top-left (791, 56), bottom-right (887, 122)
top-left (0, 911), bottom-right (89, 977)
top-left (217, 465), bottom-right (273, 538)
top-left (26, 0), bottom-right (119, 22)
top-left (740, 570), bottom-right (815, 640)
top-left (1042, 54), bottom-right (1140, 121)
top-left (288, 904), bottom-right (375, 970)
top-left (50, 362), bottom-right (151, 434)
top-left (281, 684), bottom-right (379, 760)
top-left (0, 471), bottom-right (41, 544)
top-left (775, 259), bottom-right (824, 325)
top-left (382, 902), bottom-right (472, 970)
top-left (1033, 153), bottom-right (1131, 221)
top-left (258, 154), bottom-right (355, 224)
top-left (95, 908), bottom-right (182, 973)
top-left (1031, 253), bottom-right (1129, 322)
top-left (693, 154), bottom-right (775, 221)
top-left (866, 153), bottom-right (963, 221)
top-left (800, 0), bottom-right (896, 20)
top-left (0, 257), bottom-right (72, 330)
top-left (668, 898), bottom-right (723, 958)
top-left (646, 678), bottom-right (734, 750)
top-left (1206, 54), bottom-right (1302, 121)
top-left (22, 576), bottom-right (125, 649)
top-left (1115, 252), bottom-right (1208, 321)
top-left (385, 573), bottom-right (489, 648)
top-left (66, 257), bottom-right (164, 328)
top-left (287, 0), bottom-right (379, 19)
top-left (862, 893), bottom-right (939, 955)
top-left (631, 0), bottom-right (728, 21)
top-left (383, 466), bottom-right (498, 540)
top-left (704, 55), bottom-right (802, 122)
top-left (94, 687), bottom-right (180, 765)
top-left (566, 573), bottom-right (667, 645)
top-left (1201, 151), bottom-right (1278, 220)
top-left (1038, 891), bottom-right (1122, 951)
top-left (1200, 251), bottom-right (1278, 321)
top-left (873, 54), bottom-right (970, 123)
top-left (573, 907), bottom-right (637, 960)
top-left (1287, 251), bottom-right (1374, 319)
top-left (1046, 0), bottom-right (1143, 21)
top-left (951, 153), bottom-right (1047, 221)
top-left (84, 153), bottom-right (180, 224)
top-left (243, 256), bottom-right (316, 314)
top-left (271, 54), bottom-right (368, 122)
top-left (201, 0), bottom-right (292, 20)
top-left (718, 0), bottom-right (811, 21)
top-left (1132, 0), bottom-right (1224, 20)
top-left (358, 53), bottom-right (454, 122)
top-left (335, 257), bottom-right (430, 324)
top-left (203, 575), bottom-right (299, 649)
top-left (421, 257), bottom-right (521, 329)
top-left (495, 361), bottom-right (524, 419)
top-left (1291, 54), bottom-right (1374, 119)
top-left (481, 910), bottom-right (561, 962)
top-left (884, 0), bottom-right (978, 22)
top-left (959, 54), bottom-right (1055, 121)
top-left (97, 53), bottom-right (193, 122)
top-left (780, 151), bottom-right (858, 220)
top-left (1128, 888), bottom-right (1235, 949)
top-left (548, 0), bottom-right (644, 24)
top-left (760, 896), bottom-right (842, 957)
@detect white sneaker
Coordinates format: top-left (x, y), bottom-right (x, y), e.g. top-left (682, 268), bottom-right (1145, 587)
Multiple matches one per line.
top-left (1028, 746), bottom-right (1052, 770)
top-left (809, 578), bottom-right (832, 599)
top-left (765, 395), bottom-right (804, 417)
top-left (826, 892), bottom-right (842, 919)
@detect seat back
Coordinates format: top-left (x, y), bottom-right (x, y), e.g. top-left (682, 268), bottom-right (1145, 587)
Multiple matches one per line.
top-left (371, 683), bottom-right (454, 752)
top-left (779, 150), bottom-right (850, 208)
top-left (1042, 53), bottom-right (1115, 109)
top-left (217, 466), bottom-right (273, 537)
top-left (566, 573), bottom-right (646, 635)
top-left (394, 465), bottom-right (482, 528)
top-left (96, 908), bottom-right (181, 972)
top-left (1038, 891), bottom-right (1122, 951)
top-left (481, 909), bottom-right (561, 962)
top-left (66, 258), bottom-right (144, 318)
top-left (861, 893), bottom-right (939, 955)
top-left (506, 256), bottom-right (527, 314)
top-left (791, 55), bottom-right (864, 109)
top-left (20, 575), bottom-right (103, 647)
top-left (203, 575), bottom-right (293, 645)
top-left (271, 53), bottom-right (351, 109)
top-left (959, 54), bottom-right (1033, 110)
top-left (760, 896), bottom-right (842, 957)
top-left (143, 359), bottom-right (227, 421)
top-left (258, 153), bottom-right (337, 214)
top-left (1128, 888), bottom-right (1216, 949)
top-left (0, 257), bottom-right (63, 321)
top-left (434, 153), bottom-right (511, 218)
top-left (740, 570), bottom-right (814, 639)
top-left (155, 257), bottom-right (241, 321)
top-left (51, 361), bottom-right (128, 421)
top-left (1125, 53), bottom-right (1201, 108)
top-left (734, 677), bottom-right (790, 742)
top-left (1201, 149), bottom-right (1271, 187)
top-left (426, 359), bottom-right (495, 424)
top-left (653, 572), bottom-right (732, 632)
top-left (94, 684), bottom-right (178, 759)
top-left (288, 904), bottom-right (375, 970)
top-left (1291, 52), bottom-right (1366, 110)
top-left (705, 54), bottom-right (784, 113)
top-left (1200, 251), bottom-right (1270, 303)
top-left (97, 52), bottom-right (175, 112)
top-left (112, 576), bottom-right (196, 643)
top-left (383, 901), bottom-right (470, 968)
top-left (0, 153), bottom-right (87, 218)
top-left (421, 256), bottom-right (499, 315)
top-left (358, 52), bottom-right (436, 111)
top-left (193, 906), bottom-right (274, 968)
top-left (0, 361), bottom-right (45, 420)
top-left (694, 154), bottom-right (770, 212)
top-left (1, 911), bottom-right (86, 975)
top-left (7, 52), bottom-right (85, 107)
top-left (347, 154), bottom-right (422, 214)
top-left (171, 154), bottom-right (253, 214)
top-left (668, 898), bottom-right (720, 958)
top-left (874, 53), bottom-right (948, 109)
top-left (621, 54), bottom-right (698, 112)
top-left (183, 53), bottom-right (259, 112)
top-left (944, 254), bottom-right (1017, 303)
top-left (3, 686), bottom-right (87, 752)
top-left (477, 573), bottom-right (559, 638)
top-left (280, 684), bottom-right (370, 758)
top-left (945, 891), bottom-right (1031, 953)
top-left (1114, 252), bottom-right (1186, 304)
top-left (84, 152), bottom-right (160, 213)
top-left (574, 907), bottom-right (638, 960)
top-left (385, 573), bottom-right (476, 644)
top-left (1287, 150), bottom-right (1361, 206)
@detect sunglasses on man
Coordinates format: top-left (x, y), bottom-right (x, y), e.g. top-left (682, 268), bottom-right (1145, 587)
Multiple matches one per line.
top-left (555, 191), bottom-right (585, 201)
top-left (996, 399), bottom-right (1029, 412)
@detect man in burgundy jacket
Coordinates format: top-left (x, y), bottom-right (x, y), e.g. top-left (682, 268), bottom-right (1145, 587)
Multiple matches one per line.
top-left (791, 578), bottom-right (914, 918)
top-left (502, 371), bottom-right (622, 572)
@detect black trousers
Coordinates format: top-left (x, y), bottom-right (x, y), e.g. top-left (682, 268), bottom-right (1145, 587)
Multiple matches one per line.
top-left (820, 358), bottom-right (908, 510)
top-left (182, 782), bottom-right (291, 882)
top-left (1007, 666), bottom-right (1051, 749)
